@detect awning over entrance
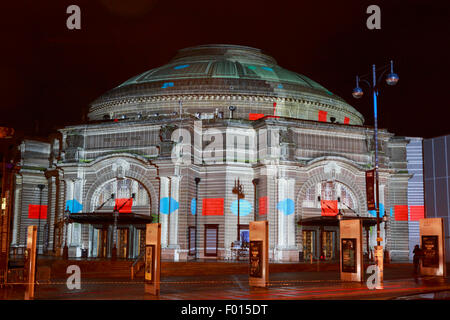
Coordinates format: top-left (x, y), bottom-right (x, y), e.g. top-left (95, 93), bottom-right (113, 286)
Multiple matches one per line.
top-left (68, 212), bottom-right (153, 225)
top-left (297, 216), bottom-right (378, 228)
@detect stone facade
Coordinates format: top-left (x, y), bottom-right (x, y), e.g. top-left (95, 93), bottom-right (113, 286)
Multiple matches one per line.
top-left (9, 45), bottom-right (413, 261)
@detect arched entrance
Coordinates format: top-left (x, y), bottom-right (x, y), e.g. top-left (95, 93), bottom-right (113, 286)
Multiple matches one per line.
top-left (295, 160), bottom-right (372, 264)
top-left (71, 177), bottom-right (153, 259)
top-left (95, 177), bottom-right (151, 259)
top-left (298, 180), bottom-right (360, 262)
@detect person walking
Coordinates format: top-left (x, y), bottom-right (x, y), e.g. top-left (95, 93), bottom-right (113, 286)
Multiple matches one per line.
top-left (413, 244), bottom-right (422, 276)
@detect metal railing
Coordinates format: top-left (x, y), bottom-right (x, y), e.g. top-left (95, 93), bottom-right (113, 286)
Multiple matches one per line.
top-left (130, 250), bottom-right (145, 280)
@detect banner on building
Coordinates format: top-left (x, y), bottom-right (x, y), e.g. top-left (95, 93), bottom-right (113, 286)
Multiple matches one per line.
top-left (202, 198), bottom-right (224, 216)
top-left (321, 200), bottom-right (338, 216)
top-left (259, 196), bottom-right (267, 215)
top-left (28, 205), bottom-right (48, 219)
top-left (365, 169), bottom-right (376, 211)
top-left (115, 198), bottom-right (133, 213)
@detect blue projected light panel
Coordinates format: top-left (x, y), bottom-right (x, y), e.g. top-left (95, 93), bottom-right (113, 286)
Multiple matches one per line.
top-left (230, 199), bottom-right (252, 216)
top-left (261, 66), bottom-right (274, 72)
top-left (368, 203), bottom-right (385, 217)
top-left (162, 82), bottom-right (174, 88)
top-left (174, 64), bottom-right (190, 70)
top-left (277, 199), bottom-right (295, 215)
top-left (160, 197), bottom-right (179, 214)
top-left (191, 198), bottom-right (197, 215)
top-left (65, 199), bottom-right (83, 213)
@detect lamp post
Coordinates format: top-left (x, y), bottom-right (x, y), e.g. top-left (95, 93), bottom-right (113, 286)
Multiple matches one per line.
top-left (112, 208), bottom-right (118, 260)
top-left (353, 60), bottom-right (399, 276)
top-left (252, 179), bottom-right (259, 221)
top-left (36, 184), bottom-right (45, 255)
top-left (194, 177), bottom-right (200, 260)
top-left (63, 209), bottom-right (70, 260)
top-left (232, 178), bottom-right (245, 243)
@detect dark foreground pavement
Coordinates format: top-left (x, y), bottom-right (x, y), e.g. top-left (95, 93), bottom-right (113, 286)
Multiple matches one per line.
top-left (1, 263), bottom-right (450, 300)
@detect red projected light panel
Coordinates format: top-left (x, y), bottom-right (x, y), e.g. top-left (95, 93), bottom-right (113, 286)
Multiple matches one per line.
top-left (259, 196), bottom-right (268, 215)
top-left (115, 198), bottom-right (133, 213)
top-left (321, 200), bottom-right (338, 216)
top-left (394, 205), bottom-right (408, 221)
top-left (202, 198), bottom-right (224, 216)
top-left (249, 113), bottom-right (265, 120)
top-left (344, 117), bottom-right (350, 124)
top-left (409, 205), bottom-right (424, 221)
top-left (318, 110), bottom-right (327, 122)
top-left (28, 204), bottom-right (48, 219)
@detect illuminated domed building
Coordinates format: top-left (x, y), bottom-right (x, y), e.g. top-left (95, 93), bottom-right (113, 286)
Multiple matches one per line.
top-left (10, 45), bottom-right (414, 262)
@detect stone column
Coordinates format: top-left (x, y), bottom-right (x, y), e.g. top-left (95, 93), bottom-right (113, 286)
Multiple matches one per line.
top-left (277, 176), bottom-right (297, 261)
top-left (169, 176), bottom-right (181, 261)
top-left (159, 177), bottom-right (169, 247)
top-left (11, 174), bottom-right (22, 246)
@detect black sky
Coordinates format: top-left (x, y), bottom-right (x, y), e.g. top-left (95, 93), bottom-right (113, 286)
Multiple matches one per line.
top-left (1, 0), bottom-right (449, 139)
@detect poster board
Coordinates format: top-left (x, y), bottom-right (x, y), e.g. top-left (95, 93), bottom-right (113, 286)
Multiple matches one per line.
top-left (339, 219), bottom-right (363, 282)
top-left (24, 225), bottom-right (37, 300)
top-left (145, 223), bottom-right (161, 295)
top-left (249, 221), bottom-right (268, 287)
top-left (341, 238), bottom-right (357, 273)
top-left (420, 218), bottom-right (446, 277)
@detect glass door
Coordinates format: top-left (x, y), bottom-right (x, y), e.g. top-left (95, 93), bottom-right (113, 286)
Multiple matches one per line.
top-left (118, 228), bottom-right (128, 259)
top-left (302, 230), bottom-right (315, 261)
top-left (322, 231), bottom-right (335, 260)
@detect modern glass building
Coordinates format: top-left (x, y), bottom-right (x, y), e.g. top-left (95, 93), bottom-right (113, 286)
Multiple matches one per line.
top-left (423, 134), bottom-right (450, 261)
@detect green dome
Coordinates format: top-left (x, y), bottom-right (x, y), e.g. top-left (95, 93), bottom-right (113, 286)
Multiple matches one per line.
top-left (119, 44), bottom-right (335, 97)
top-left (89, 44), bottom-right (363, 125)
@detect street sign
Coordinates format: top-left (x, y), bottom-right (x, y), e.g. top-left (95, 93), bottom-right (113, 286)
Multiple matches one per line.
top-left (340, 219), bottom-right (363, 282)
top-left (249, 220), bottom-right (268, 287)
top-left (420, 218), bottom-right (446, 277)
top-left (365, 169), bottom-right (376, 211)
top-left (145, 223), bottom-right (161, 295)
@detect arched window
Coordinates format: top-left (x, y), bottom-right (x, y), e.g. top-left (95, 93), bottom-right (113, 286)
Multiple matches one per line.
top-left (95, 178), bottom-right (150, 211)
top-left (302, 181), bottom-right (357, 211)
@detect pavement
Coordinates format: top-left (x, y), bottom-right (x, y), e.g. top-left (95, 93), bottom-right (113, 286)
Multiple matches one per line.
top-left (2, 262), bottom-right (450, 300)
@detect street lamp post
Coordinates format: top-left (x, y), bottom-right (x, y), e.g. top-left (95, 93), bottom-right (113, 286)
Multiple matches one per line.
top-left (63, 209), bottom-right (70, 260)
top-left (252, 179), bottom-right (259, 221)
top-left (36, 184), bottom-right (45, 255)
top-left (194, 177), bottom-right (200, 260)
top-left (112, 209), bottom-right (119, 260)
top-left (353, 60), bottom-right (399, 276)
top-left (232, 178), bottom-right (245, 243)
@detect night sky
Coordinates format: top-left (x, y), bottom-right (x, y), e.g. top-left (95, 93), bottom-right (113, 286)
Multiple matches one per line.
top-left (1, 0), bottom-right (449, 139)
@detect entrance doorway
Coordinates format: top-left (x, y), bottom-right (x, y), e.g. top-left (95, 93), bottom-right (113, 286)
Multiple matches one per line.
top-left (238, 224), bottom-right (249, 247)
top-left (321, 230), bottom-right (335, 260)
top-left (204, 225), bottom-right (218, 257)
top-left (118, 228), bottom-right (129, 259)
top-left (99, 229), bottom-right (108, 258)
top-left (302, 230), bottom-right (315, 261)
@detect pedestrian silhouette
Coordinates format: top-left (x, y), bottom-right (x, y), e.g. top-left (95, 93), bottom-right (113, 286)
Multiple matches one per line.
top-left (413, 244), bottom-right (422, 276)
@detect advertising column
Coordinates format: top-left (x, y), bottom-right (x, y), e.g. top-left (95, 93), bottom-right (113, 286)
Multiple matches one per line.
top-left (249, 220), bottom-right (269, 287)
top-left (420, 218), bottom-right (446, 277)
top-left (24, 225), bottom-right (37, 300)
top-left (339, 219), bottom-right (363, 282)
top-left (145, 223), bottom-right (161, 295)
